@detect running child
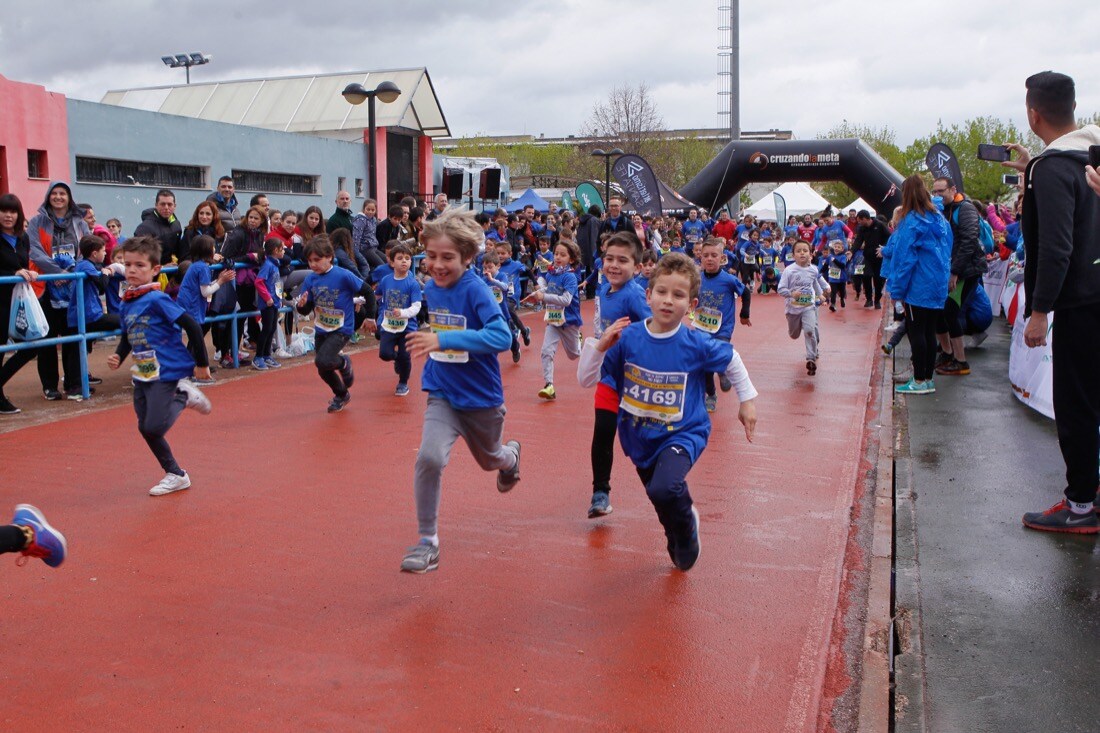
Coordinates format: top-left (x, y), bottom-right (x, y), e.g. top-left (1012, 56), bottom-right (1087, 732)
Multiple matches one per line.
top-left (107, 236), bottom-right (214, 496)
top-left (295, 235), bottom-right (378, 413)
top-left (494, 241), bottom-right (532, 343)
top-left (635, 249), bottom-right (658, 289)
top-left (252, 238), bottom-right (285, 370)
top-left (739, 229), bottom-right (762, 293)
top-left (583, 231), bottom-right (651, 518)
top-left (2, 504), bottom-right (66, 567)
top-left (777, 239), bottom-right (830, 375)
top-left (577, 253), bottom-right (758, 570)
top-left (528, 239), bottom-right (583, 400)
top-left (376, 242), bottom-right (422, 396)
top-left (824, 240), bottom-right (849, 311)
top-left (758, 237), bottom-right (778, 292)
top-left (482, 252), bottom-right (523, 364)
top-left (533, 235), bottom-right (553, 277)
top-left (400, 209), bottom-right (521, 574)
top-left (779, 233), bottom-right (798, 269)
top-left (697, 238), bottom-right (746, 413)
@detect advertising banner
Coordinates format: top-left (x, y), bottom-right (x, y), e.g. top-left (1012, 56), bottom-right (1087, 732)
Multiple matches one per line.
top-left (611, 154), bottom-right (662, 218)
top-left (575, 182), bottom-right (604, 213)
top-left (925, 143), bottom-right (966, 195)
top-left (772, 192), bottom-right (787, 229)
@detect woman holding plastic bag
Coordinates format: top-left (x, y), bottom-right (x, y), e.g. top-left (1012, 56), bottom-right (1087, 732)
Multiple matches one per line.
top-left (0, 194), bottom-right (43, 414)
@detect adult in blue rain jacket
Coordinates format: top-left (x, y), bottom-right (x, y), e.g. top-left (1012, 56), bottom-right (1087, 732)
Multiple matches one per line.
top-left (881, 175), bottom-right (952, 393)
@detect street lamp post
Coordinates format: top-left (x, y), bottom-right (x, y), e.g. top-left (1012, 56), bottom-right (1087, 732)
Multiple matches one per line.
top-left (161, 53), bottom-right (211, 84)
top-left (590, 148), bottom-right (625, 211)
top-left (342, 81), bottom-right (402, 203)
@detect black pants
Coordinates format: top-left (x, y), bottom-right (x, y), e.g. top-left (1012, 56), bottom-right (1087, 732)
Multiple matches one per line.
top-left (314, 330), bottom-right (350, 396)
top-left (379, 329), bottom-right (411, 383)
top-left (363, 248), bottom-right (386, 269)
top-left (257, 306), bottom-right (278, 360)
top-left (591, 408), bottom-right (618, 494)
top-left (0, 524), bottom-right (26, 554)
top-left (636, 446), bottom-right (695, 544)
top-left (582, 248), bottom-right (598, 299)
top-left (862, 273), bottom-right (885, 305)
top-left (704, 335), bottom-right (731, 397)
top-left (134, 380), bottom-right (186, 475)
top-left (937, 275), bottom-right (981, 339)
top-left (1052, 303), bottom-right (1100, 504)
top-left (85, 314), bottom-right (121, 355)
top-left (904, 304), bottom-right (941, 381)
top-left (829, 283), bottom-right (847, 306)
top-left (38, 296), bottom-right (80, 392)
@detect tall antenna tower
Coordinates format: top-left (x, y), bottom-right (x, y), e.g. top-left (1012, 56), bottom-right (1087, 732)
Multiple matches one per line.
top-left (716, 1), bottom-right (740, 141)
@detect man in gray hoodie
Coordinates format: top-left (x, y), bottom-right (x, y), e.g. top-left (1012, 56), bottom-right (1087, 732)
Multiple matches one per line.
top-left (1015, 71), bottom-right (1100, 534)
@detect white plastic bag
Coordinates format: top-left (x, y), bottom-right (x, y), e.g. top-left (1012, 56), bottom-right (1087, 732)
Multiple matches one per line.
top-left (9, 282), bottom-right (49, 341)
top-left (287, 326), bottom-right (315, 357)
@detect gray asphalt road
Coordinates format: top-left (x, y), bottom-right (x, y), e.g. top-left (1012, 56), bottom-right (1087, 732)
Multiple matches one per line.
top-left (897, 323), bottom-right (1100, 733)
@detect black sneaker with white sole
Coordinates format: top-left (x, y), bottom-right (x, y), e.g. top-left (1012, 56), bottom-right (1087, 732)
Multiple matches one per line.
top-left (0, 396), bottom-right (20, 415)
top-left (327, 392), bottom-right (352, 413)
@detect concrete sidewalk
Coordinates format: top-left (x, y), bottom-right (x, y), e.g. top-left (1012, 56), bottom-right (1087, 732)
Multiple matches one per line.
top-left (892, 322), bottom-right (1100, 732)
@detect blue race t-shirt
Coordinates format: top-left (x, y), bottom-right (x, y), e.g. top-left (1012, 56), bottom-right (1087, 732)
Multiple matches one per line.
top-left (600, 321), bottom-right (734, 469)
top-left (106, 272), bottom-right (126, 315)
top-left (595, 278), bottom-right (651, 338)
top-left (300, 266), bottom-right (365, 336)
top-left (67, 258), bottom-right (105, 327)
top-left (633, 274), bottom-right (649, 290)
top-left (422, 269), bottom-right (506, 410)
top-left (682, 219), bottom-right (707, 250)
top-left (177, 261), bottom-right (212, 324)
top-left (541, 268), bottom-right (581, 328)
top-left (779, 244), bottom-right (796, 266)
top-left (482, 274), bottom-right (512, 321)
top-left (824, 253), bottom-right (849, 283)
top-left (255, 256), bottom-right (282, 309)
top-left (378, 272), bottom-right (422, 334)
top-left (120, 289), bottom-right (194, 382)
top-left (758, 245), bottom-right (778, 269)
top-left (497, 259), bottom-right (525, 305)
top-left (697, 269), bottom-right (745, 340)
top-left (370, 263), bottom-right (394, 287)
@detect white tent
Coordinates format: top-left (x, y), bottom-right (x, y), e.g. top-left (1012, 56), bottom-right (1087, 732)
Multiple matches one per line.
top-left (842, 197), bottom-right (876, 216)
top-left (744, 182), bottom-right (833, 220)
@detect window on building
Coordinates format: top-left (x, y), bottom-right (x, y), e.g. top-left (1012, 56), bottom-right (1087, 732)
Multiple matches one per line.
top-left (338, 176), bottom-right (347, 195)
top-left (231, 169), bottom-right (318, 195)
top-left (76, 156), bottom-right (205, 188)
top-left (355, 178), bottom-right (364, 198)
top-left (27, 150), bottom-right (49, 179)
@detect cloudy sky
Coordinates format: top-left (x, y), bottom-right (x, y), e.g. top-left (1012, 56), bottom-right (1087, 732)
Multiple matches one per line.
top-left (3, 0), bottom-right (1099, 146)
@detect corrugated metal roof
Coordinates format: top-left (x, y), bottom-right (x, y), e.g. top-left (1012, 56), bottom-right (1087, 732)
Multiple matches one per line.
top-left (101, 68), bottom-right (450, 139)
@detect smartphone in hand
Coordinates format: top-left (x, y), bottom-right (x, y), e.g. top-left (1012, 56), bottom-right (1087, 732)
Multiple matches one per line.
top-left (977, 144), bottom-right (1010, 163)
top-left (1089, 145), bottom-right (1100, 169)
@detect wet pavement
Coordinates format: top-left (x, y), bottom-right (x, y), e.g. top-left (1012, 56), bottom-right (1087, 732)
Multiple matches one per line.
top-left (894, 323), bottom-right (1100, 732)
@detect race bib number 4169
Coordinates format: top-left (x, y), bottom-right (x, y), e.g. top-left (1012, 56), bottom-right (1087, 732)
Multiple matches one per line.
top-left (620, 363), bottom-right (687, 422)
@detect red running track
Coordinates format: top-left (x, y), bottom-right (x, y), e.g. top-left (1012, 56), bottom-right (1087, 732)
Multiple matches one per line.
top-left (1, 295), bottom-right (881, 730)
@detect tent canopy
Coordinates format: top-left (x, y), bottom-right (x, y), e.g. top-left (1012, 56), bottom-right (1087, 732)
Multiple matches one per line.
top-left (842, 197), bottom-right (877, 216)
top-left (744, 182), bottom-right (832, 220)
top-left (505, 188), bottom-right (551, 213)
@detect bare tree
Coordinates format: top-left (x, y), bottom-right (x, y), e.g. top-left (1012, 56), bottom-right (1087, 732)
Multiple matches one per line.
top-left (582, 82), bottom-right (665, 150)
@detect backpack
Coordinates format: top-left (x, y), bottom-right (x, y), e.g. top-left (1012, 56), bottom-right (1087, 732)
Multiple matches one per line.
top-left (952, 201), bottom-right (995, 255)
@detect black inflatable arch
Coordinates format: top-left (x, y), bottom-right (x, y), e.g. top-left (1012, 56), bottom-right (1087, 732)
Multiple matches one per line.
top-left (680, 138), bottom-right (904, 217)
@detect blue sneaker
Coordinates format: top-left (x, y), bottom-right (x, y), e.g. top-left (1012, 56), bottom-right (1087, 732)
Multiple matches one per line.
top-left (395, 383), bottom-right (410, 397)
top-left (894, 378), bottom-right (934, 395)
top-left (252, 357), bottom-right (268, 371)
top-left (265, 358), bottom-right (282, 369)
top-left (12, 504), bottom-right (67, 568)
top-left (588, 490), bottom-right (613, 518)
top-left (672, 507), bottom-right (701, 571)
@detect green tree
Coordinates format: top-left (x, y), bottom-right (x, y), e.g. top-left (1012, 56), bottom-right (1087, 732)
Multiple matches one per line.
top-left (904, 116), bottom-right (1030, 203)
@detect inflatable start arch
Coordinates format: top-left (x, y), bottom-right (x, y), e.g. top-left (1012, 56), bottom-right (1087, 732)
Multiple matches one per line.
top-left (681, 138), bottom-right (905, 217)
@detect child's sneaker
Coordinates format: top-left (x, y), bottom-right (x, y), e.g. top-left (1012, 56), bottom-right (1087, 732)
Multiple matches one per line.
top-left (806, 359), bottom-right (817, 375)
top-left (496, 440), bottom-right (521, 492)
top-left (1022, 499), bottom-right (1100, 534)
top-left (265, 357), bottom-right (282, 369)
top-left (12, 504), bottom-right (67, 568)
top-left (588, 490), bottom-right (612, 518)
top-left (252, 357), bottom-right (269, 371)
top-left (395, 383), bottom-right (410, 397)
top-left (672, 506), bottom-right (701, 571)
top-left (704, 395), bottom-right (717, 413)
top-left (936, 359), bottom-right (970, 376)
top-left (149, 471), bottom-right (191, 496)
top-left (177, 380), bottom-right (212, 415)
top-left (538, 383), bottom-right (556, 400)
top-left (400, 539), bottom-right (440, 573)
top-left (328, 392), bottom-right (352, 413)
top-left (881, 344), bottom-right (893, 355)
top-left (521, 326), bottom-right (531, 346)
top-left (895, 378), bottom-right (934, 395)
top-left (0, 396), bottom-right (21, 415)
top-left (829, 305), bottom-right (836, 312)
top-left (511, 344), bottom-right (521, 363)
top-left (340, 356), bottom-right (355, 390)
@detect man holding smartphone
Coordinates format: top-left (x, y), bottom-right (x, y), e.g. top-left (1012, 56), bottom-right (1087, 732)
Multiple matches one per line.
top-left (1011, 71), bottom-right (1100, 534)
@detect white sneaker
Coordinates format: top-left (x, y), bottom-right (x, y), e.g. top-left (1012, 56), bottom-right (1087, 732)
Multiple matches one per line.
top-left (149, 472), bottom-right (191, 496)
top-left (177, 380), bottom-right (212, 415)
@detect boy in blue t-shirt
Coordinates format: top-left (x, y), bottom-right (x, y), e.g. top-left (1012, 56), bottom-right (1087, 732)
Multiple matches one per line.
top-left (493, 241), bottom-right (532, 344)
top-left (253, 238), bottom-right (286, 370)
top-left (400, 210), bottom-right (522, 574)
top-left (482, 252), bottom-right (522, 364)
top-left (107, 236), bottom-right (214, 497)
top-left (376, 243), bottom-right (422, 396)
top-left (105, 246), bottom-right (127, 315)
top-left (527, 240), bottom-right (583, 400)
top-left (68, 234), bottom-right (120, 339)
top-left (578, 253), bottom-right (758, 571)
top-left (582, 231), bottom-right (651, 518)
top-left (823, 240), bottom-right (849, 311)
top-left (634, 249), bottom-right (657, 290)
top-left (696, 238), bottom-right (746, 414)
top-left (295, 235), bottom-right (378, 413)
top-left (758, 237), bottom-right (779, 292)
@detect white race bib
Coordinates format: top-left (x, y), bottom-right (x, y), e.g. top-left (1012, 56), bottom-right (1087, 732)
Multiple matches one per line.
top-left (544, 307), bottom-right (565, 326)
top-left (743, 254), bottom-right (756, 265)
top-left (828, 267), bottom-right (842, 280)
top-left (620, 363), bottom-right (688, 423)
top-left (854, 264), bottom-right (865, 275)
top-left (693, 306), bottom-right (722, 335)
top-left (428, 311), bottom-right (469, 363)
top-left (382, 313), bottom-right (408, 333)
top-left (793, 291), bottom-right (815, 308)
top-left (315, 306), bottom-right (345, 332)
top-left (131, 349), bottom-right (161, 382)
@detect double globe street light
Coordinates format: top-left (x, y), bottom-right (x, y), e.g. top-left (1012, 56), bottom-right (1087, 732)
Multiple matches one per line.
top-left (342, 81), bottom-right (402, 202)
